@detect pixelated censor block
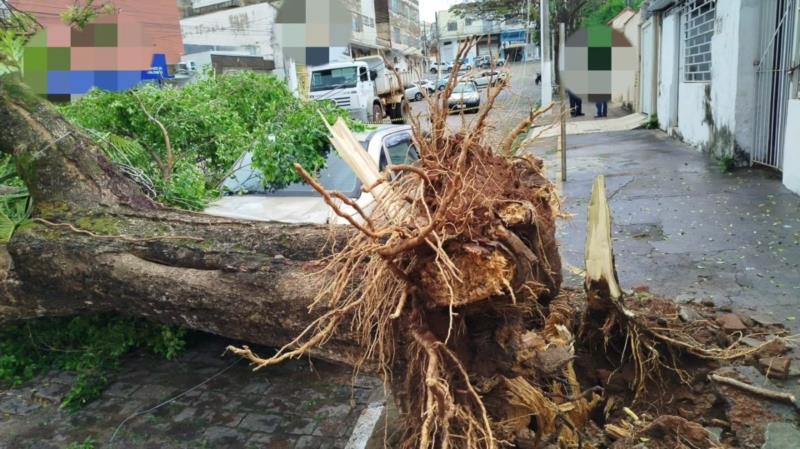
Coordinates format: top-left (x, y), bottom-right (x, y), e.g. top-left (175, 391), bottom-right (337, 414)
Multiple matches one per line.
top-left (562, 26), bottom-right (636, 103)
top-left (19, 4), bottom-right (178, 100)
top-left (275, 0), bottom-right (353, 66)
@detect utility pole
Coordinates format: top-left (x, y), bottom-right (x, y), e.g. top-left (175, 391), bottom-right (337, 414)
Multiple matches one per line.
top-left (540, 0), bottom-right (552, 105)
top-left (558, 23), bottom-right (567, 182)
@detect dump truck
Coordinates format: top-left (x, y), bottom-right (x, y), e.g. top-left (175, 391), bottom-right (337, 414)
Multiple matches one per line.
top-left (308, 56), bottom-right (411, 124)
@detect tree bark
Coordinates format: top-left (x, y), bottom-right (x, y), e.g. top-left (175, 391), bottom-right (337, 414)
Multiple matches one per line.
top-left (0, 74), bottom-right (365, 364)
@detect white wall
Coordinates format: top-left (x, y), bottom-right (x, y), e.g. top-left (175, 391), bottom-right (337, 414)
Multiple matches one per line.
top-left (707, 0), bottom-right (760, 159)
top-left (657, 10), bottom-right (680, 131)
top-left (783, 100), bottom-right (800, 194)
top-left (677, 83), bottom-right (711, 146)
top-left (181, 3), bottom-right (278, 60)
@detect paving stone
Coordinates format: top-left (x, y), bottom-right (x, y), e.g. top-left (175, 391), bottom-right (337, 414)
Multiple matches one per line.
top-left (679, 305), bottom-right (704, 322)
top-left (749, 313), bottom-right (782, 327)
top-left (238, 413), bottom-right (284, 433)
top-left (281, 417), bottom-right (317, 436)
top-left (103, 381), bottom-right (141, 398)
top-left (294, 435), bottom-right (322, 449)
top-left (763, 422), bottom-right (800, 449)
top-left (246, 433), bottom-right (297, 449)
top-left (0, 395), bottom-right (41, 416)
top-left (203, 425), bottom-right (249, 447)
top-left (130, 384), bottom-right (176, 401)
top-left (31, 382), bottom-right (70, 404)
top-left (716, 313), bottom-right (747, 332)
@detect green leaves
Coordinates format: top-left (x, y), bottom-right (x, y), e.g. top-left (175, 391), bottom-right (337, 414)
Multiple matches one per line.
top-left (61, 71), bottom-right (362, 209)
top-left (0, 29), bottom-right (26, 76)
top-left (0, 315), bottom-right (190, 411)
top-left (0, 210), bottom-right (15, 242)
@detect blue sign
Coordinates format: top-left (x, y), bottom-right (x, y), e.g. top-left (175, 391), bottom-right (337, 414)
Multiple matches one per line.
top-left (141, 53), bottom-right (173, 82)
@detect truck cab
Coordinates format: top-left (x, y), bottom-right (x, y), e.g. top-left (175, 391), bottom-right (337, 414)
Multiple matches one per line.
top-left (309, 57), bottom-right (410, 124)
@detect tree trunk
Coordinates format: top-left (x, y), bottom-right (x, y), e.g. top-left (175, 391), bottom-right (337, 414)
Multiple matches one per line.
top-left (0, 74), bottom-right (366, 364)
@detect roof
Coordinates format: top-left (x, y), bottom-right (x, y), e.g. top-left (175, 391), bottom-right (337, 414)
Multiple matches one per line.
top-left (648, 0), bottom-right (677, 12)
top-left (607, 7), bottom-right (636, 26)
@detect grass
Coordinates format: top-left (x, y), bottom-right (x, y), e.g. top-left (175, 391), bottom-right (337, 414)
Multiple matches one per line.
top-left (63, 438), bottom-right (95, 449)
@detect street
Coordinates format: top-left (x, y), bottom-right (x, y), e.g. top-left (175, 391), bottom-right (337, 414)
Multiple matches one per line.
top-left (407, 61), bottom-right (542, 146)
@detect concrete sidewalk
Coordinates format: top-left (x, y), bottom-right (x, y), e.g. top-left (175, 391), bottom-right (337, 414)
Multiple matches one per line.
top-left (531, 112), bottom-right (648, 138)
top-left (529, 129), bottom-right (800, 331)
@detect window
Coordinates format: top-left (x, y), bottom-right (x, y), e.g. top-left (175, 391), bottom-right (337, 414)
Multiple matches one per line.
top-left (465, 18), bottom-right (473, 26)
top-left (390, 0), bottom-right (401, 12)
top-left (682, 0), bottom-right (716, 82)
top-left (393, 26), bottom-right (401, 44)
top-left (447, 21), bottom-right (457, 32)
top-left (352, 14), bottom-right (363, 33)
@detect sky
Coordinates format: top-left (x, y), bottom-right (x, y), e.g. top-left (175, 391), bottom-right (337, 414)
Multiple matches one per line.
top-left (420, 0), bottom-right (462, 23)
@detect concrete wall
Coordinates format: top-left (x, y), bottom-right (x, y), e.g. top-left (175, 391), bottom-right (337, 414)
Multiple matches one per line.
top-left (667, 0), bottom-right (760, 160)
top-left (657, 9), bottom-right (680, 132)
top-left (677, 83), bottom-right (712, 146)
top-left (783, 100), bottom-right (800, 194)
top-left (706, 0), bottom-right (760, 162)
top-left (181, 3), bottom-right (278, 61)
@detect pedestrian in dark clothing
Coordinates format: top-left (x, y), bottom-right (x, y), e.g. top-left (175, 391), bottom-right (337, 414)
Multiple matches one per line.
top-left (566, 89), bottom-right (584, 117)
top-left (535, 72), bottom-right (541, 85)
top-left (595, 100), bottom-right (608, 118)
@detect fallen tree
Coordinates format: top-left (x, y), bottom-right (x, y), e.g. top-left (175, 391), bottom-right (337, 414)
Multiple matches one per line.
top-left (1, 47), bottom-right (789, 448)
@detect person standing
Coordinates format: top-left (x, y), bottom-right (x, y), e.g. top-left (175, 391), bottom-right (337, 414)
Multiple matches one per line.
top-left (595, 100), bottom-right (607, 118)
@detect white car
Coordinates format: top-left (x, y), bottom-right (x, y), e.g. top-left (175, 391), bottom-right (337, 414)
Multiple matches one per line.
top-left (205, 125), bottom-right (419, 225)
top-left (429, 62), bottom-right (453, 74)
top-left (448, 81), bottom-right (481, 112)
top-left (405, 81), bottom-right (433, 101)
top-left (470, 71), bottom-right (508, 89)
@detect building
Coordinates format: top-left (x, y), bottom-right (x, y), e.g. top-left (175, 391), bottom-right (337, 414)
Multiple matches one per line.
top-left (608, 7), bottom-right (642, 111)
top-left (640, 0), bottom-right (800, 195)
top-left (179, 0), bottom-right (404, 85)
top-left (342, 0), bottom-right (380, 58)
top-left (180, 0), bottom-right (281, 74)
top-left (11, 0), bottom-right (183, 100)
top-left (433, 9), bottom-right (534, 65)
top-left (375, 0), bottom-right (423, 72)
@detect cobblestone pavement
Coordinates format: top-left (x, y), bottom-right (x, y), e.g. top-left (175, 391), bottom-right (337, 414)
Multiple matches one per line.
top-left (0, 335), bottom-right (382, 449)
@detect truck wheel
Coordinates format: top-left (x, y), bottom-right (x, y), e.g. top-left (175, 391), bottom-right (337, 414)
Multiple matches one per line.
top-left (389, 100), bottom-right (410, 124)
top-left (372, 103), bottom-right (383, 123)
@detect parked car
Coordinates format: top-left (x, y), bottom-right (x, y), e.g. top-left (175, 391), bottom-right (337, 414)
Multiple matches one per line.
top-left (417, 79), bottom-right (436, 93)
top-left (404, 83), bottom-right (425, 101)
top-left (429, 61), bottom-right (453, 74)
top-left (477, 55), bottom-right (506, 68)
top-left (470, 71), bottom-right (508, 89)
top-left (205, 125), bottom-right (419, 225)
top-left (455, 59), bottom-right (473, 71)
top-left (448, 81), bottom-right (481, 112)
top-left (406, 81), bottom-right (436, 101)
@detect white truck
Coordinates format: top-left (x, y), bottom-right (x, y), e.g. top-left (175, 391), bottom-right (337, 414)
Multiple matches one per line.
top-left (308, 56), bottom-right (412, 124)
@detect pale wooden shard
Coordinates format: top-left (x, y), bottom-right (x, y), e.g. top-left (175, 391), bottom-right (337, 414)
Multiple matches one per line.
top-left (584, 175), bottom-right (622, 304)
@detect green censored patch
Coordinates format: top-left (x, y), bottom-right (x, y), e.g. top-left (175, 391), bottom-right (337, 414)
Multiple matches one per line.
top-left (23, 47), bottom-right (48, 72)
top-left (587, 26), bottom-right (612, 47)
top-left (94, 24), bottom-right (118, 47)
top-left (562, 25), bottom-right (636, 103)
top-left (47, 47), bottom-right (71, 71)
top-left (588, 47), bottom-right (611, 71)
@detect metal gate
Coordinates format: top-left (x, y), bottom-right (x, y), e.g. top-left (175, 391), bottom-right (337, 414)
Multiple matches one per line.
top-left (753, 0), bottom-right (798, 169)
